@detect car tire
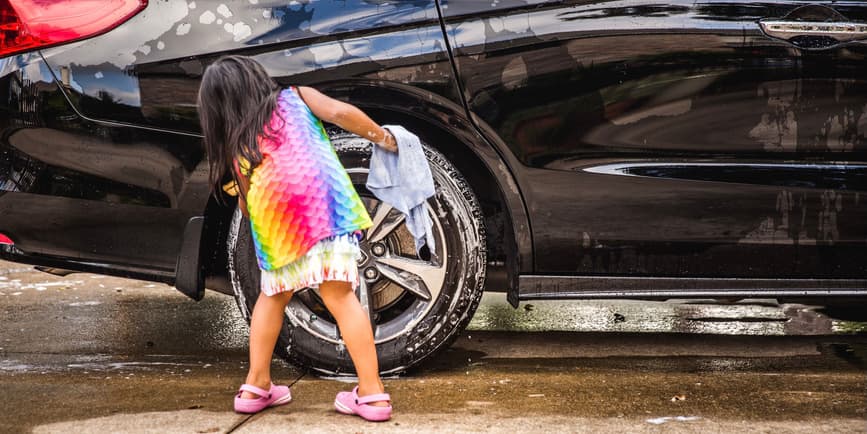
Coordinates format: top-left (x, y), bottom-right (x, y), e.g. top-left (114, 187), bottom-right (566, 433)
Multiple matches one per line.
top-left (228, 131), bottom-right (486, 375)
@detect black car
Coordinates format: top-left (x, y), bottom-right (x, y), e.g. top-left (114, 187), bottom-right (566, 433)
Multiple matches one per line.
top-left (2, 0), bottom-right (866, 374)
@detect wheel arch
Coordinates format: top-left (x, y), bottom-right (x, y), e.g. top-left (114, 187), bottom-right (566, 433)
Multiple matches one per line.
top-left (323, 80), bottom-right (531, 303)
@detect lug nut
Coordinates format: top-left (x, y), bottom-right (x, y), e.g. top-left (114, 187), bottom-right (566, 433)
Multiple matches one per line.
top-left (371, 243), bottom-right (386, 256)
top-left (364, 267), bottom-right (379, 280)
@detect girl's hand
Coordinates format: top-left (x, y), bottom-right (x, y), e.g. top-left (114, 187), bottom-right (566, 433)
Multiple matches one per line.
top-left (377, 128), bottom-right (398, 153)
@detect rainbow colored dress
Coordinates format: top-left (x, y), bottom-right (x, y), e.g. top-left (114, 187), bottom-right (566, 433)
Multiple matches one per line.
top-left (243, 86), bottom-right (373, 296)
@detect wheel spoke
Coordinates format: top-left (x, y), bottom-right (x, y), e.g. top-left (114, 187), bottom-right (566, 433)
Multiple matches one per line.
top-left (376, 255), bottom-right (444, 302)
top-left (366, 201), bottom-right (405, 243)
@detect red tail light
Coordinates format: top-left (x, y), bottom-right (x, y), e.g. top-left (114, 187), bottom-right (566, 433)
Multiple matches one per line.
top-left (0, 234), bottom-right (12, 245)
top-left (0, 0), bottom-right (147, 58)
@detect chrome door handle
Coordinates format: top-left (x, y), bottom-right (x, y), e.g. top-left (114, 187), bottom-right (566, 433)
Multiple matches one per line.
top-left (759, 20), bottom-right (867, 43)
top-left (758, 5), bottom-right (867, 49)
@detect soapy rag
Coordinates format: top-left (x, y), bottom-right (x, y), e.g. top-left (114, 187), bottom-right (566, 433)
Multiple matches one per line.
top-left (366, 125), bottom-right (436, 257)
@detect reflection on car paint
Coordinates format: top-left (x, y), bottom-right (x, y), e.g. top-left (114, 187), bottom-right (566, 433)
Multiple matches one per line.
top-left (0, 58), bottom-right (55, 195)
top-left (0, 52), bottom-right (208, 271)
top-left (750, 79), bottom-right (867, 153)
top-left (38, 1), bottom-right (446, 133)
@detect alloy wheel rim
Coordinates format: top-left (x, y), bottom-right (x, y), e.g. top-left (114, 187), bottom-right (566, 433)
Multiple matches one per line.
top-left (283, 167), bottom-right (448, 345)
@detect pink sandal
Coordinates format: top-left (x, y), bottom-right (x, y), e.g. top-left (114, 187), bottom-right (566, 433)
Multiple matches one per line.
top-left (233, 383), bottom-right (292, 414)
top-left (334, 386), bottom-right (392, 422)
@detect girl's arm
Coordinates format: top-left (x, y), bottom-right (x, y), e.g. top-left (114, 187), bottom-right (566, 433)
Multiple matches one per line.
top-left (297, 86), bottom-right (398, 152)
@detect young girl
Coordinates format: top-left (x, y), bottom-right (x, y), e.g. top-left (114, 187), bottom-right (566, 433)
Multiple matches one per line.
top-left (197, 55), bottom-right (397, 422)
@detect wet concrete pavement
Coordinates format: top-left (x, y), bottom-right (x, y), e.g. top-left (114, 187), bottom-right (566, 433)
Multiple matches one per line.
top-left (1, 260), bottom-right (866, 433)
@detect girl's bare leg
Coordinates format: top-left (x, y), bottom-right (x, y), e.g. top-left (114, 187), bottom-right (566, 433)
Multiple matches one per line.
top-left (241, 290), bottom-right (294, 399)
top-left (318, 280), bottom-right (388, 406)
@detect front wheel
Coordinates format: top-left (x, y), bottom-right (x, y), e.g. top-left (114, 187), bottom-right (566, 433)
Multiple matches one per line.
top-left (228, 133), bottom-right (486, 375)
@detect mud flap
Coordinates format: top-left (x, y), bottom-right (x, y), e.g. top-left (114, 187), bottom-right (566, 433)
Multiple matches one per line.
top-left (175, 216), bottom-right (205, 301)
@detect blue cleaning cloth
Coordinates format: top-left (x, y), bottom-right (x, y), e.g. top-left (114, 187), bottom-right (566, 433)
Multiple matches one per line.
top-left (366, 125), bottom-right (436, 257)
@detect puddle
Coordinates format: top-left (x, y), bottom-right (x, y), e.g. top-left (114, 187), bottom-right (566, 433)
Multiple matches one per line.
top-left (468, 294), bottom-right (866, 336)
top-left (68, 301), bottom-right (102, 307)
top-left (317, 374), bottom-right (402, 383)
top-left (647, 416), bottom-right (702, 425)
top-left (0, 361), bottom-right (34, 373)
top-left (819, 343), bottom-right (867, 369)
top-left (66, 361), bottom-right (200, 371)
top-left (0, 354), bottom-right (222, 374)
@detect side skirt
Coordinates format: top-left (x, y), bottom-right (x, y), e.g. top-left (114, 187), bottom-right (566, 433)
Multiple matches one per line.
top-left (518, 275), bottom-right (867, 300)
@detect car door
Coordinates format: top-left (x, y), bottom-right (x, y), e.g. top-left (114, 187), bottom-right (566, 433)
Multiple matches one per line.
top-left (441, 0), bottom-right (867, 279)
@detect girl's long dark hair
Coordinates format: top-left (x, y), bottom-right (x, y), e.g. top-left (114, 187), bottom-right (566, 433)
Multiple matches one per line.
top-left (197, 55), bottom-right (282, 201)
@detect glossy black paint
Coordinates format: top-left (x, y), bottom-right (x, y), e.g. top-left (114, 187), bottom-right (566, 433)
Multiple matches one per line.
top-left (442, 0), bottom-right (867, 280)
top-left (1, 0), bottom-right (866, 301)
